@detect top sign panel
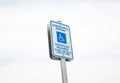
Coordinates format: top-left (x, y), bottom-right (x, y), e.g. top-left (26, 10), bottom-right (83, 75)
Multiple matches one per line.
top-left (50, 21), bottom-right (73, 60)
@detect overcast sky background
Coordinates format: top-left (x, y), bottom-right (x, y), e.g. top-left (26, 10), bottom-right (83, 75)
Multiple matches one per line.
top-left (0, 0), bottom-right (120, 83)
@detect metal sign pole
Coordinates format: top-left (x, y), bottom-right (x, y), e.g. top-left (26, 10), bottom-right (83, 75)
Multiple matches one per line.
top-left (60, 58), bottom-right (68, 83)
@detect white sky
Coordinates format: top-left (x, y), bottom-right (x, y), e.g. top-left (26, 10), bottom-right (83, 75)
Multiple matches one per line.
top-left (0, 0), bottom-right (120, 83)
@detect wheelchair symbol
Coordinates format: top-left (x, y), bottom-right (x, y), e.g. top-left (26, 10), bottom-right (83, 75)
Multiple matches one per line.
top-left (58, 33), bottom-right (65, 42)
top-left (57, 32), bottom-right (67, 44)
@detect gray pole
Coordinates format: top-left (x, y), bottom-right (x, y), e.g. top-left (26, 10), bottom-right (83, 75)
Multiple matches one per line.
top-left (60, 58), bottom-right (68, 83)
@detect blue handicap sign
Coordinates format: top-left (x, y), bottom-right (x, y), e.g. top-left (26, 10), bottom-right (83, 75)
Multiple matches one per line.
top-left (57, 32), bottom-right (67, 44)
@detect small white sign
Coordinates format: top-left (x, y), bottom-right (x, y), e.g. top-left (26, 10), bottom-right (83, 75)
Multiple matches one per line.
top-left (50, 21), bottom-right (73, 60)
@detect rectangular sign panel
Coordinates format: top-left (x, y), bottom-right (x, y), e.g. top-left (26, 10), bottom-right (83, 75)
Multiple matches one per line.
top-left (49, 21), bottom-right (73, 60)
